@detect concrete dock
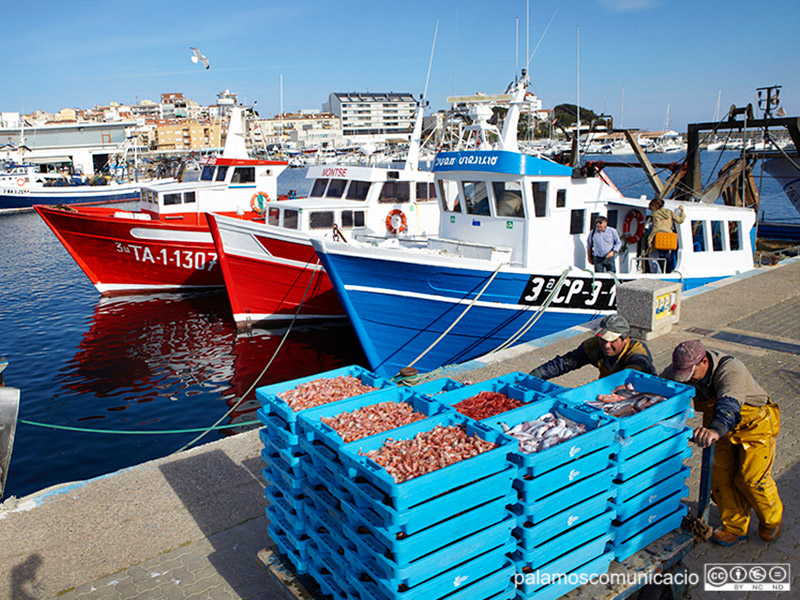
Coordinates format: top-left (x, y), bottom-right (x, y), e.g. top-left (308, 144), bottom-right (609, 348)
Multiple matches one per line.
top-left (2, 258), bottom-right (799, 600)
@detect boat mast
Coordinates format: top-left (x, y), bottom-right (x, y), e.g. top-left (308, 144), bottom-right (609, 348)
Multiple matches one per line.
top-left (576, 25), bottom-right (581, 166)
top-left (405, 20), bottom-right (438, 172)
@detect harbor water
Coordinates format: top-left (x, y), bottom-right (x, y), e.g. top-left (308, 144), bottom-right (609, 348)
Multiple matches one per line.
top-left (0, 152), bottom-right (796, 499)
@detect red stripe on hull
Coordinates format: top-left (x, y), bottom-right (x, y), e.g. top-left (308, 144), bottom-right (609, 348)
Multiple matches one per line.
top-left (35, 205), bottom-right (230, 293)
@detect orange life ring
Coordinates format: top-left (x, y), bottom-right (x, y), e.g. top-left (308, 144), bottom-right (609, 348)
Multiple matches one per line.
top-left (622, 209), bottom-right (645, 244)
top-left (250, 192), bottom-right (270, 214)
top-left (17, 178), bottom-right (25, 187)
top-left (385, 209), bottom-right (408, 234)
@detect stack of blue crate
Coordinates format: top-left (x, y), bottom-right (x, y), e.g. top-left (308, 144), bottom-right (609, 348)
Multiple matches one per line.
top-left (554, 370), bottom-right (695, 562)
top-left (256, 365), bottom-right (392, 576)
top-left (298, 390), bottom-right (518, 600)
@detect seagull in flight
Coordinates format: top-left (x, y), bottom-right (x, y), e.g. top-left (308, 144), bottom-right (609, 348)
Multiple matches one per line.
top-left (190, 47), bottom-right (210, 69)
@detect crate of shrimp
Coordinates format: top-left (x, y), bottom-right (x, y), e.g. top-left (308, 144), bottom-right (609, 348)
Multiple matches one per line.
top-left (256, 365), bottom-right (393, 427)
top-left (339, 413), bottom-right (515, 512)
top-left (480, 398), bottom-right (617, 478)
top-left (438, 377), bottom-right (551, 421)
top-left (554, 369), bottom-right (694, 437)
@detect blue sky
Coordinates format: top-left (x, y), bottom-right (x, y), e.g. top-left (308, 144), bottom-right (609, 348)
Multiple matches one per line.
top-left (2, 0), bottom-right (797, 131)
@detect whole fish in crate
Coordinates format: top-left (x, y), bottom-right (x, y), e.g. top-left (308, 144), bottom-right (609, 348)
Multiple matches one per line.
top-left (500, 412), bottom-right (586, 453)
top-left (586, 383), bottom-right (667, 418)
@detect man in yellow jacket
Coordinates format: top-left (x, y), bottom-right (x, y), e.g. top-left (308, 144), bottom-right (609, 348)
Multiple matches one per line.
top-left (529, 314), bottom-right (656, 380)
top-left (662, 340), bottom-right (783, 546)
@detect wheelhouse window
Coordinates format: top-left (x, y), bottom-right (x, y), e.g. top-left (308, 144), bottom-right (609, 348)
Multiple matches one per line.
top-left (379, 181), bottom-right (410, 203)
top-left (691, 220), bottom-right (707, 252)
top-left (607, 210), bottom-right (618, 229)
top-left (215, 166), bottom-right (228, 182)
top-left (463, 181), bottom-right (490, 216)
top-left (200, 166), bottom-right (215, 181)
top-left (268, 207), bottom-right (280, 226)
top-left (570, 209), bottom-right (585, 234)
top-left (164, 193), bottom-right (182, 206)
top-left (728, 221), bottom-right (742, 251)
top-left (416, 182), bottom-right (437, 202)
top-left (283, 209), bottom-right (299, 229)
top-left (341, 210), bottom-right (365, 228)
top-left (711, 221), bottom-right (724, 251)
top-left (556, 189), bottom-right (567, 208)
top-left (531, 182), bottom-right (547, 217)
top-left (310, 178), bottom-right (328, 197)
top-left (492, 181), bottom-right (524, 217)
top-left (183, 191), bottom-right (196, 204)
top-left (309, 211), bottom-right (335, 229)
top-left (437, 180), bottom-right (461, 213)
top-left (346, 180), bottom-right (370, 201)
top-left (326, 179), bottom-right (346, 198)
top-left (231, 167), bottom-right (255, 184)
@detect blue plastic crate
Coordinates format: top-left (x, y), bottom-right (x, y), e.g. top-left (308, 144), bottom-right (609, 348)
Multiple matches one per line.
top-left (261, 433), bottom-right (307, 469)
top-left (262, 460), bottom-right (305, 494)
top-left (553, 369), bottom-right (694, 437)
top-left (481, 399), bottom-right (617, 477)
top-left (259, 407), bottom-right (302, 449)
top-left (340, 492), bottom-right (516, 567)
top-left (340, 414), bottom-right (516, 511)
top-left (614, 411), bottom-right (693, 462)
top-left (613, 504), bottom-right (688, 562)
top-left (614, 487), bottom-right (689, 541)
top-left (265, 486), bottom-right (307, 517)
top-left (616, 440), bottom-right (692, 482)
top-left (515, 550), bottom-right (614, 600)
top-left (268, 523), bottom-right (311, 575)
top-left (504, 372), bottom-right (567, 396)
top-left (514, 447), bottom-right (613, 503)
top-left (266, 503), bottom-right (305, 536)
top-left (299, 435), bottom-right (344, 484)
top-left (514, 466), bottom-right (615, 526)
top-left (514, 531), bottom-right (613, 594)
top-left (347, 543), bottom-right (515, 600)
top-left (339, 463), bottom-right (517, 538)
top-left (513, 494), bottom-right (615, 550)
top-left (616, 467), bottom-right (691, 522)
top-left (616, 457), bottom-right (690, 504)
top-left (408, 377), bottom-right (466, 397)
top-left (256, 365), bottom-right (393, 424)
top-left (298, 386), bottom-right (453, 449)
top-left (302, 472), bottom-right (351, 532)
top-left (437, 378), bottom-right (551, 420)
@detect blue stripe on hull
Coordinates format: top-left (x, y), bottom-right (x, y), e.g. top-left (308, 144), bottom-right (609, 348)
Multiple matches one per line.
top-left (317, 250), bottom-right (726, 379)
top-left (0, 190), bottom-right (140, 210)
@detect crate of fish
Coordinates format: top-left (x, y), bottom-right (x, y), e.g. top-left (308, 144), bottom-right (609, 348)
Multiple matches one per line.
top-left (437, 378), bottom-right (551, 421)
top-left (616, 466), bottom-right (691, 522)
top-left (504, 372), bottom-right (567, 396)
top-left (339, 463), bottom-right (517, 538)
top-left (481, 398), bottom-right (617, 477)
top-left (298, 386), bottom-right (453, 452)
top-left (613, 502), bottom-right (688, 562)
top-left (339, 413), bottom-right (515, 511)
top-left (340, 491), bottom-right (516, 571)
top-left (408, 377), bottom-right (465, 397)
top-left (256, 365), bottom-right (394, 426)
top-left (512, 493), bottom-right (615, 552)
top-left (554, 369), bottom-right (694, 437)
top-left (614, 410), bottom-right (694, 463)
top-left (346, 542), bottom-right (516, 600)
top-left (514, 549), bottom-right (615, 600)
top-left (514, 466), bottom-right (615, 526)
top-left (616, 440), bottom-right (692, 482)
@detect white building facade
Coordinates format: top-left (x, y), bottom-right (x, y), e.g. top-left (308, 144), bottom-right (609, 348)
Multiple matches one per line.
top-left (323, 92), bottom-right (417, 143)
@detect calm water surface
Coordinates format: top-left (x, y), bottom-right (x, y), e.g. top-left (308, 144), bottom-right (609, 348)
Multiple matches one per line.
top-left (0, 154), bottom-right (796, 498)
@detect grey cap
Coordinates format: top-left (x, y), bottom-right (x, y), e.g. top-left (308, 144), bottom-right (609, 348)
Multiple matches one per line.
top-left (595, 314), bottom-right (631, 342)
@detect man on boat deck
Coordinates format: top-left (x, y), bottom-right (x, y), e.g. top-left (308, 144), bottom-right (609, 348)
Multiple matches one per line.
top-left (529, 314), bottom-right (656, 381)
top-left (661, 340), bottom-right (783, 546)
top-left (587, 216), bottom-right (622, 273)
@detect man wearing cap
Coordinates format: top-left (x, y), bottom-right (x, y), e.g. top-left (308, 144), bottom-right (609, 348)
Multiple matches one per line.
top-left (529, 314), bottom-right (656, 380)
top-left (662, 340), bottom-right (783, 546)
top-left (587, 216), bottom-right (622, 273)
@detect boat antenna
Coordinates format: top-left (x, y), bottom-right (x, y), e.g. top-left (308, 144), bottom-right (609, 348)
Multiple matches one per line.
top-left (515, 17), bottom-right (519, 83)
top-left (451, 9), bottom-right (458, 97)
top-left (576, 25), bottom-right (581, 167)
top-left (526, 8), bottom-right (558, 70)
top-left (406, 19), bottom-right (438, 171)
top-left (526, 0), bottom-right (529, 75)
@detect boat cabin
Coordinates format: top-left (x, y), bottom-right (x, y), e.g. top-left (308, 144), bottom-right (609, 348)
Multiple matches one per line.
top-left (432, 150), bottom-right (757, 279)
top-left (136, 157), bottom-right (287, 223)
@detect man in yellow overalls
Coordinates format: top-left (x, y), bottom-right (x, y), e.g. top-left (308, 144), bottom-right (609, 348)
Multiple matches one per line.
top-left (529, 314), bottom-right (656, 380)
top-left (662, 340), bottom-right (783, 545)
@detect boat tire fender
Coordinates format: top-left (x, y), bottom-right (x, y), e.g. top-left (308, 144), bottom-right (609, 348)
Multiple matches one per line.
top-left (385, 209), bottom-right (408, 234)
top-left (623, 209), bottom-right (645, 244)
top-left (250, 192), bottom-right (270, 215)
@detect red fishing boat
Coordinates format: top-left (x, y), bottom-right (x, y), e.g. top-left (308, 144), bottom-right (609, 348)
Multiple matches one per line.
top-left (35, 108), bottom-right (288, 294)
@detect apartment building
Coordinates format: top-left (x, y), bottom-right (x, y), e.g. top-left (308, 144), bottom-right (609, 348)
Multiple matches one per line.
top-left (323, 92), bottom-right (417, 143)
top-left (256, 112), bottom-right (343, 148)
top-left (152, 120), bottom-right (222, 152)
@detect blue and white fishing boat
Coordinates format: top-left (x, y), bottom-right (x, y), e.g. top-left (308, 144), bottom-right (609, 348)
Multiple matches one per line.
top-left (311, 71), bottom-right (758, 379)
